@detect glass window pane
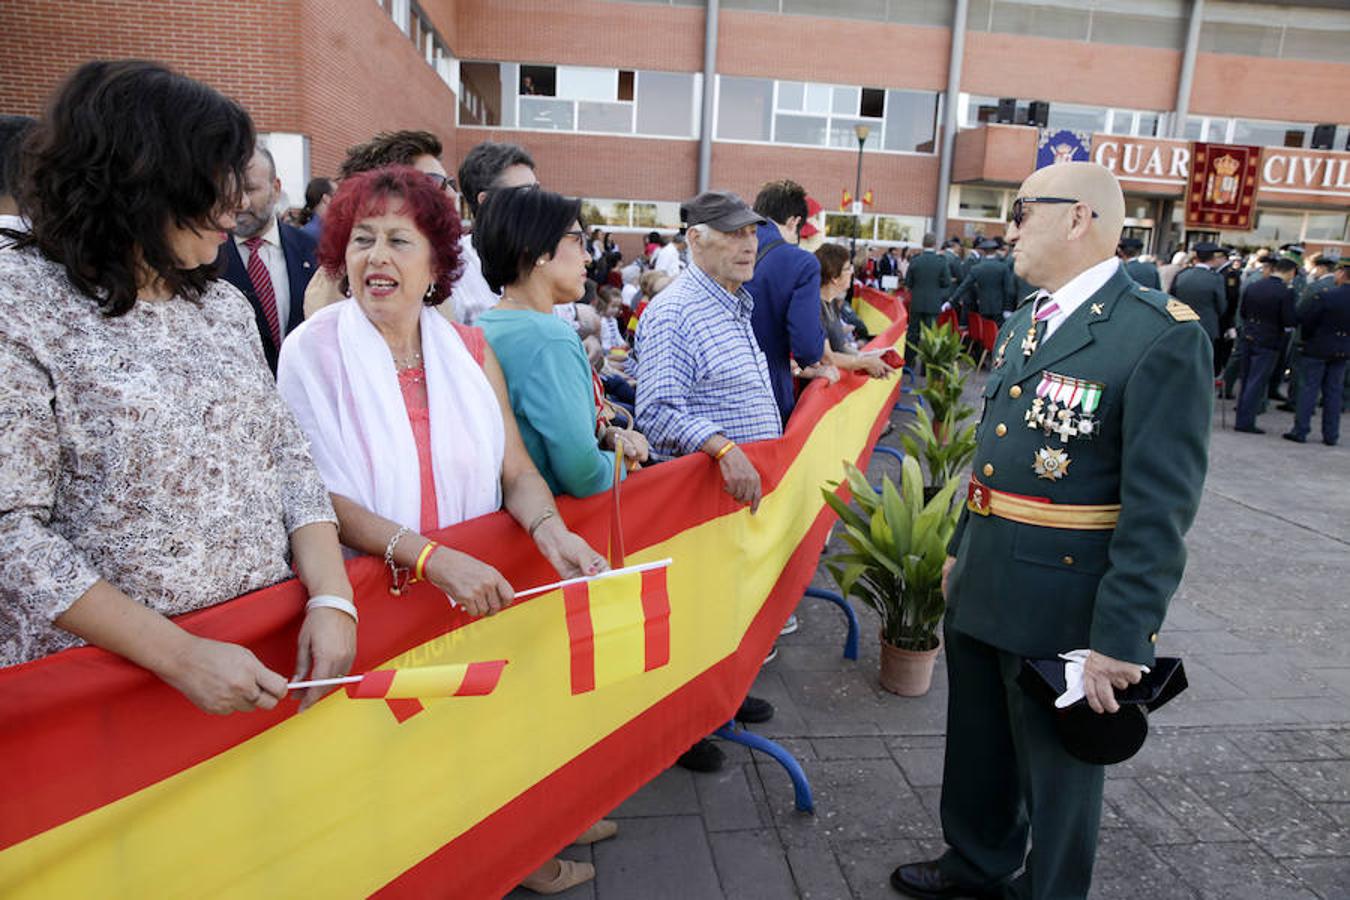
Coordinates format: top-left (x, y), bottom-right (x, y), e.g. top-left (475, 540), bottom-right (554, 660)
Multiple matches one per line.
top-left (964, 93), bottom-right (999, 128)
top-left (1232, 118), bottom-right (1309, 149)
top-left (1089, 12), bottom-right (1186, 50)
top-left (887, 0), bottom-right (955, 27)
top-left (577, 101), bottom-right (633, 134)
top-left (1107, 110), bottom-right (1130, 134)
top-left (884, 89), bottom-right (938, 153)
top-left (805, 83), bottom-right (832, 115)
top-left (1137, 112), bottom-right (1161, 137)
top-left (1281, 27), bottom-right (1350, 63)
top-left (636, 71), bottom-right (695, 137)
top-left (829, 117), bottom-right (870, 149)
top-left (519, 97), bottom-right (574, 131)
top-left (1304, 213), bottom-right (1348, 242)
top-left (520, 65), bottom-right (555, 97)
top-left (832, 85), bottom-right (860, 116)
top-left (775, 114), bottom-right (828, 146)
top-left (717, 76), bottom-right (774, 141)
top-left (992, 4), bottom-right (1090, 41)
top-left (579, 200), bottom-right (630, 227)
top-left (1198, 22), bottom-right (1281, 57)
top-left (825, 214), bottom-right (876, 239)
top-left (1247, 210), bottom-right (1305, 244)
top-left (957, 187), bottom-right (1004, 220)
top-left (633, 201), bottom-right (681, 229)
top-left (459, 62), bottom-right (503, 127)
top-left (1045, 104), bottom-right (1107, 134)
top-left (557, 66), bottom-right (617, 102)
top-left (875, 215), bottom-right (926, 243)
top-left (778, 81), bottom-right (805, 111)
top-left (1184, 116), bottom-right (1204, 140)
top-left (782, 0), bottom-right (886, 21)
top-left (860, 87), bottom-right (885, 119)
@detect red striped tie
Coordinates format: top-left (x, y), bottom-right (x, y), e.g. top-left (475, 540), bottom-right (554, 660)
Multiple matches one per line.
top-left (243, 236), bottom-right (281, 347)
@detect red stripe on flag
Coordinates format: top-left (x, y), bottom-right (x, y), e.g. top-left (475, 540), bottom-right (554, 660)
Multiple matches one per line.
top-left (563, 584), bottom-right (595, 695)
top-left (641, 568), bottom-right (670, 672)
top-left (455, 660), bottom-right (508, 696)
top-left (385, 699), bottom-right (424, 721)
top-left (348, 669), bottom-right (396, 699)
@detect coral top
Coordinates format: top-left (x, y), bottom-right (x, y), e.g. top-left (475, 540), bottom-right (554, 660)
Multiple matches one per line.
top-left (398, 322), bottom-right (487, 533)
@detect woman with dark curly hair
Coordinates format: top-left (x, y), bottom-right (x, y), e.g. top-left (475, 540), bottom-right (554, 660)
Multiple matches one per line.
top-left (0, 60), bottom-right (355, 714)
top-left (277, 167), bottom-right (613, 893)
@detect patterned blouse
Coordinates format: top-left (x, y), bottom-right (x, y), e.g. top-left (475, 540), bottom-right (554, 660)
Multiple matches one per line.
top-left (0, 249), bottom-right (336, 667)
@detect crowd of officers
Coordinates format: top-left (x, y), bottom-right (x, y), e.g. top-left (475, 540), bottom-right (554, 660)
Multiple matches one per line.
top-left (922, 234), bottom-right (1350, 446)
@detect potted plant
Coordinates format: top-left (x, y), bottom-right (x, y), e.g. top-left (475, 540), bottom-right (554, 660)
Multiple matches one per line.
top-left (821, 456), bottom-right (962, 696)
top-left (900, 403), bottom-right (977, 502)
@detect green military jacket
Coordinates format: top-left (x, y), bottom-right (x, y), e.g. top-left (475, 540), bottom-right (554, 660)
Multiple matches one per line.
top-left (946, 266), bottom-right (1212, 666)
top-left (1170, 264), bottom-right (1228, 340)
top-left (905, 250), bottom-right (952, 315)
top-left (950, 257), bottom-right (1016, 318)
top-left (1123, 258), bottom-right (1161, 290)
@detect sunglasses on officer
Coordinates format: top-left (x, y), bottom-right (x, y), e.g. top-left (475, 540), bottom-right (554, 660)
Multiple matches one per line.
top-left (1010, 196), bottom-right (1099, 227)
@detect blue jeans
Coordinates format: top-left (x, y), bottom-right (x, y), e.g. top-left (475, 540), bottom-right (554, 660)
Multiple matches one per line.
top-left (1291, 356), bottom-right (1347, 444)
top-left (1235, 340), bottom-right (1279, 430)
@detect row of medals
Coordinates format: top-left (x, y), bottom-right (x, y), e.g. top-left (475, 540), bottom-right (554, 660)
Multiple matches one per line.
top-left (991, 325), bottom-right (1094, 483)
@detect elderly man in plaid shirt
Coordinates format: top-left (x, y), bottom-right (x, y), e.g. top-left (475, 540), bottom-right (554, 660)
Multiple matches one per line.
top-left (636, 191), bottom-right (782, 512)
top-left (634, 190), bottom-right (781, 773)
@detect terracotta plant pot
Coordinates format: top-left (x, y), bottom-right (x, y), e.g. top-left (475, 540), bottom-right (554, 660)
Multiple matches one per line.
top-left (878, 635), bottom-right (942, 696)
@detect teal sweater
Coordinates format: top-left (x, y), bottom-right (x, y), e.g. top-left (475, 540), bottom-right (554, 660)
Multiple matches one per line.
top-left (478, 307), bottom-right (620, 498)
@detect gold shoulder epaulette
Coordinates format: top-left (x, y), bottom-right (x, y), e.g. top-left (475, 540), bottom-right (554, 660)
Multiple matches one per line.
top-left (1165, 298), bottom-right (1200, 322)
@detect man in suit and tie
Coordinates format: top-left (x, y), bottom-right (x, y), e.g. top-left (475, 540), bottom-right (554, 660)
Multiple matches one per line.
top-left (217, 146), bottom-right (316, 374)
top-left (904, 232), bottom-right (952, 364)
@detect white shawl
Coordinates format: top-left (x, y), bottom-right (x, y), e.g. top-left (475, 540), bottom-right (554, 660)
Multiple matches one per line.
top-left (277, 299), bottom-right (504, 532)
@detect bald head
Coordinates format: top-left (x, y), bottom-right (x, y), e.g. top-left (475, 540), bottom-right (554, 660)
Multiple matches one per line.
top-left (1009, 162), bottom-right (1125, 292)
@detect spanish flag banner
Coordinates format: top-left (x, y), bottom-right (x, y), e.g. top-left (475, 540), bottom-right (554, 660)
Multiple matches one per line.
top-left (565, 562), bottom-right (671, 695)
top-left (853, 284), bottom-right (905, 341)
top-left (0, 306), bottom-right (906, 899)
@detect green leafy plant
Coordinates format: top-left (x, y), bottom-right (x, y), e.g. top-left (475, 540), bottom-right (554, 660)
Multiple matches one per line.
top-left (916, 361), bottom-right (974, 433)
top-left (913, 319), bottom-right (972, 375)
top-left (900, 403), bottom-right (978, 491)
top-left (821, 457), bottom-right (961, 651)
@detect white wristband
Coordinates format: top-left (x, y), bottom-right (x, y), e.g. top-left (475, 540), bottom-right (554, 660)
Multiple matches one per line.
top-left (306, 594), bottom-right (358, 624)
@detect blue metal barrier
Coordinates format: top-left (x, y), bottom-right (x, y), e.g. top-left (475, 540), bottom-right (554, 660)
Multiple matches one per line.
top-left (715, 721), bottom-right (815, 813)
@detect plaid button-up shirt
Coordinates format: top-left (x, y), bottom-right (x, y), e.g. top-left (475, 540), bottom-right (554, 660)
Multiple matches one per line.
top-left (635, 263), bottom-right (782, 460)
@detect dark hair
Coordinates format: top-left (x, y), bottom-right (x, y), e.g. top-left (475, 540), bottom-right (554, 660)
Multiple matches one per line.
top-left (1272, 257), bottom-right (1299, 275)
top-left (299, 177), bottom-right (334, 224)
top-left (473, 185), bottom-right (581, 293)
top-left (318, 166), bottom-right (463, 305)
top-left (0, 114), bottom-right (36, 197)
top-left (1311, 254), bottom-right (1333, 268)
top-left (753, 179), bottom-right (809, 227)
top-left (15, 60), bottom-right (253, 316)
top-left (339, 130), bottom-right (442, 180)
top-left (457, 141), bottom-right (536, 215)
top-left (596, 283), bottom-right (621, 308)
top-left (922, 233), bottom-right (937, 248)
top-left (1194, 249), bottom-right (1219, 263)
top-left (815, 243), bottom-right (852, 285)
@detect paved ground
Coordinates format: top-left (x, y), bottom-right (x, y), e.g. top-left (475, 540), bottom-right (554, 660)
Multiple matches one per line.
top-left (514, 384), bottom-right (1350, 900)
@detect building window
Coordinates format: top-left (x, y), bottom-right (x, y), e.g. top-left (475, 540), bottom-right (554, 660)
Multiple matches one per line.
top-left (579, 199), bottom-right (682, 230)
top-left (1045, 103), bottom-right (1108, 135)
top-left (1304, 212), bottom-right (1349, 243)
top-left (822, 213), bottom-right (929, 244)
top-left (460, 62), bottom-right (699, 139)
top-left (721, 77), bottom-right (937, 154)
top-left (952, 186), bottom-right (1010, 222)
top-left (1232, 118), bottom-right (1311, 150)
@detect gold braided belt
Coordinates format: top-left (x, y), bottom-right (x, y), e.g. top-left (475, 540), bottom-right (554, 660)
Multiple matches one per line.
top-left (966, 476), bottom-right (1120, 531)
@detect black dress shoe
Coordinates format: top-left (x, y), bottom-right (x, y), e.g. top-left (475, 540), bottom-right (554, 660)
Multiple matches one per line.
top-left (1276, 402), bottom-right (1296, 412)
top-left (1234, 425), bottom-right (1265, 434)
top-left (1282, 432), bottom-right (1307, 444)
top-left (890, 860), bottom-right (998, 899)
top-left (676, 739), bottom-right (725, 773)
top-left (1326, 438), bottom-right (1340, 447)
top-left (735, 695), bottom-right (775, 724)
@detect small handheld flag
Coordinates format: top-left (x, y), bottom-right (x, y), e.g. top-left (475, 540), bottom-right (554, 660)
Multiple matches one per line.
top-left (286, 660), bottom-right (507, 699)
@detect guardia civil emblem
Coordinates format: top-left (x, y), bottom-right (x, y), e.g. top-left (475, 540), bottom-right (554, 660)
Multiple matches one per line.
top-left (1033, 446), bottom-right (1071, 481)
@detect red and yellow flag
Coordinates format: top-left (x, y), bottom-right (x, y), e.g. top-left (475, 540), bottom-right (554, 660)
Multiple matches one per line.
top-left (347, 661), bottom-right (507, 699)
top-left (564, 565), bottom-right (670, 695)
top-left (840, 189), bottom-right (853, 211)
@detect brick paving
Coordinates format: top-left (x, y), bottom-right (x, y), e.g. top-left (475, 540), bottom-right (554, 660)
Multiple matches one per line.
top-left (511, 385), bottom-right (1350, 900)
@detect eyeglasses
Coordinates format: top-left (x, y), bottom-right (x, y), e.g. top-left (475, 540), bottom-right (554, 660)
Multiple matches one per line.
top-left (1010, 196), bottom-right (1099, 227)
top-left (425, 172), bottom-right (458, 194)
top-left (561, 229), bottom-right (587, 248)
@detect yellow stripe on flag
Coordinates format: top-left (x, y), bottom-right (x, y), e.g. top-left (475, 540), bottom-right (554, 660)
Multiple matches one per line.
top-left (587, 571), bottom-right (647, 690)
top-left (386, 665), bottom-right (468, 699)
top-left (853, 296), bottom-right (893, 338)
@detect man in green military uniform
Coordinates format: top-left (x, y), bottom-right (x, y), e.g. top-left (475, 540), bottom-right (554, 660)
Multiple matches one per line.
top-left (905, 231), bottom-right (953, 363)
top-left (1170, 241), bottom-right (1228, 373)
top-left (949, 238), bottom-right (1017, 322)
top-left (1119, 237), bottom-right (1160, 289)
top-left (891, 163), bottom-right (1212, 900)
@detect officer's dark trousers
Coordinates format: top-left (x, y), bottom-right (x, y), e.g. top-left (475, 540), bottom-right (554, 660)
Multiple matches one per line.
top-left (906, 312), bottom-right (937, 370)
top-left (1291, 356), bottom-right (1347, 444)
top-left (1235, 340), bottom-right (1279, 430)
top-left (937, 622), bottom-right (1103, 900)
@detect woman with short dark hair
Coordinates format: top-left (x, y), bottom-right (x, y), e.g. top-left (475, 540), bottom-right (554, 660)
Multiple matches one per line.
top-left (815, 242), bottom-right (894, 379)
top-left (475, 186), bottom-right (648, 497)
top-left (0, 60), bottom-right (355, 713)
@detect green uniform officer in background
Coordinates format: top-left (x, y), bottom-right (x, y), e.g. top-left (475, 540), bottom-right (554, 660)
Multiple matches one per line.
top-left (891, 163), bottom-right (1212, 900)
top-left (905, 232), bottom-right (953, 363)
top-left (948, 238), bottom-right (1017, 320)
top-left (1119, 237), bottom-right (1161, 289)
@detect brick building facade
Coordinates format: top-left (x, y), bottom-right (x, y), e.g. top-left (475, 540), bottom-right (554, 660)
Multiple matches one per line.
top-left (3, 0), bottom-right (1349, 254)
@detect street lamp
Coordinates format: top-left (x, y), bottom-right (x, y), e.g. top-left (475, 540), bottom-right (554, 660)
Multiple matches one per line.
top-left (847, 123), bottom-right (870, 302)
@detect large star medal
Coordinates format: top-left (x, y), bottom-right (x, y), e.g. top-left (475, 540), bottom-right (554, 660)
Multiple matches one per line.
top-left (1033, 446), bottom-right (1071, 481)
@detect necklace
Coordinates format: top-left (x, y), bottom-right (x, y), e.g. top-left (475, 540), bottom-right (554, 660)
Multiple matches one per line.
top-left (393, 351), bottom-right (423, 371)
